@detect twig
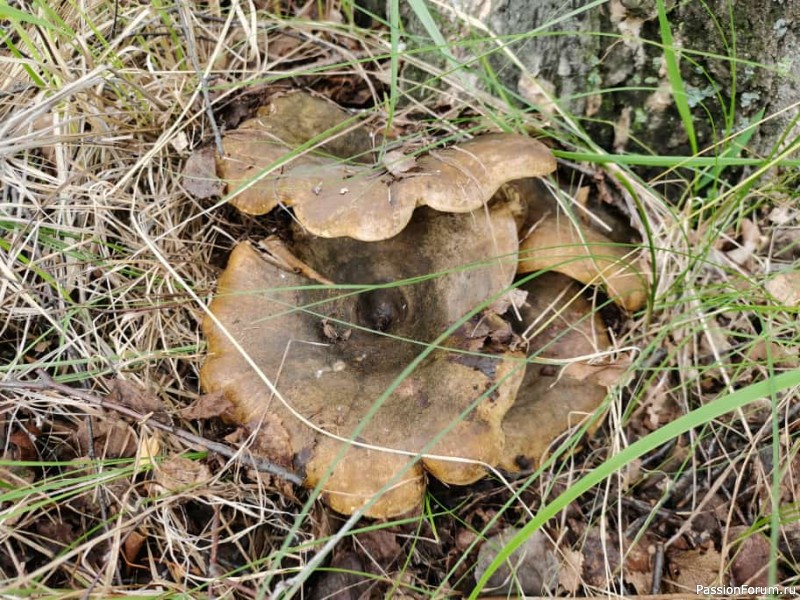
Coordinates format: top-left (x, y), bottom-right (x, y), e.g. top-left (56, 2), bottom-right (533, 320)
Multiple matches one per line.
top-left (1, 370), bottom-right (303, 485)
top-left (176, 1), bottom-right (224, 157)
top-left (650, 542), bottom-right (665, 595)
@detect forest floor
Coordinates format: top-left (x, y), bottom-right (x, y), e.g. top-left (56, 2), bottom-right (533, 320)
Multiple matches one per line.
top-left (2, 2), bottom-right (800, 598)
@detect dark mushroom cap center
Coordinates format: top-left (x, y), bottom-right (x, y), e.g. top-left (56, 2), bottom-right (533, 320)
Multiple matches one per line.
top-left (357, 287), bottom-right (407, 332)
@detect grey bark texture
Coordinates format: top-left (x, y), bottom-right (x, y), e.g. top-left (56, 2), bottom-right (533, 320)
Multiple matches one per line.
top-left (397, 0), bottom-right (800, 158)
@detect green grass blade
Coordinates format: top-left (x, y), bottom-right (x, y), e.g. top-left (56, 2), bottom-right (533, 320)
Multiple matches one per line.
top-left (656, 0), bottom-right (697, 154)
top-left (406, 0), bottom-right (461, 69)
top-left (470, 369), bottom-right (800, 597)
top-left (553, 150), bottom-right (800, 169)
top-left (0, 0), bottom-right (62, 29)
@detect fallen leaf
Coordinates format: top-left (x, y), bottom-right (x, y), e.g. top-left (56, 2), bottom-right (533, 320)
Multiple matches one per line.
top-left (135, 433), bottom-right (161, 471)
top-left (248, 412), bottom-right (294, 469)
top-left (110, 379), bottom-right (166, 418)
top-left (517, 73), bottom-right (557, 117)
top-left (357, 529), bottom-right (402, 563)
top-left (730, 529), bottom-right (770, 586)
top-left (180, 391), bottom-right (236, 421)
top-left (623, 537), bottom-right (654, 593)
top-left (765, 270), bottom-right (800, 306)
top-left (35, 520), bottom-right (75, 553)
top-left (475, 527), bottom-right (559, 595)
top-left (665, 547), bottom-right (724, 593)
top-left (182, 145), bottom-right (224, 200)
top-left (581, 529), bottom-right (621, 587)
top-left (309, 552), bottom-right (368, 600)
top-left (8, 429), bottom-right (38, 461)
top-left (745, 340), bottom-right (798, 366)
top-left (726, 218), bottom-right (763, 265)
top-left (489, 289), bottom-right (528, 316)
top-left (76, 416), bottom-right (138, 459)
top-left (154, 455), bottom-right (211, 493)
top-left (123, 529), bottom-right (147, 566)
top-left (558, 548), bottom-right (583, 594)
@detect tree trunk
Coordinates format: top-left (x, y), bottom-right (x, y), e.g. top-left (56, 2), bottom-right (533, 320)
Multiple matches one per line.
top-left (399, 0), bottom-right (800, 159)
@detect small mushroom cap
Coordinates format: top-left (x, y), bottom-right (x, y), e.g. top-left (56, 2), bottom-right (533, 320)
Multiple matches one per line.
top-left (499, 272), bottom-right (613, 472)
top-left (250, 92), bottom-right (376, 161)
top-left (214, 102), bottom-right (557, 241)
top-left (276, 162), bottom-right (416, 242)
top-left (201, 206), bottom-right (524, 517)
top-left (518, 215), bottom-right (648, 311)
top-left (395, 133), bottom-right (557, 213)
top-left (214, 91), bottom-right (375, 217)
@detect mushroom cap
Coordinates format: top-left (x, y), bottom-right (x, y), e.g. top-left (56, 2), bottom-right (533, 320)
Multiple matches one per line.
top-left (275, 162), bottom-right (415, 242)
top-left (214, 91), bottom-right (375, 217)
top-left (499, 272), bottom-right (613, 472)
top-left (394, 133), bottom-right (556, 213)
top-left (201, 205), bottom-right (524, 517)
top-left (518, 215), bottom-right (648, 311)
top-left (213, 96), bottom-right (557, 241)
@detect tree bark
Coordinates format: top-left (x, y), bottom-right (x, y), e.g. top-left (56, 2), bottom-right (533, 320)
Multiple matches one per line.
top-left (399, 0), bottom-right (800, 158)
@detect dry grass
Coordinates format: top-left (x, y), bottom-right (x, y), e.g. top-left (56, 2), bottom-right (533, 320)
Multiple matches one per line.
top-left (2, 1), bottom-right (800, 598)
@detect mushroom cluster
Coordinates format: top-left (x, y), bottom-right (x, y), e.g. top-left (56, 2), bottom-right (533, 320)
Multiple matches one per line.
top-left (190, 92), bottom-right (647, 517)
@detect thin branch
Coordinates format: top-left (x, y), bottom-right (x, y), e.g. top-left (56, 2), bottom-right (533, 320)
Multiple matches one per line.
top-left (1, 370), bottom-right (303, 486)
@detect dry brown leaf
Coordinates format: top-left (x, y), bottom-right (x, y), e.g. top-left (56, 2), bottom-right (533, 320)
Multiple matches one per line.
top-left (110, 379), bottom-right (165, 417)
top-left (180, 391), bottom-right (236, 421)
top-left (7, 429), bottom-right (38, 461)
top-left (665, 547), bottom-right (724, 593)
top-left (726, 218), bottom-right (764, 265)
top-left (558, 548), bottom-right (583, 594)
top-left (641, 373), bottom-right (681, 431)
top-left (746, 340), bottom-right (798, 366)
top-left (122, 530), bottom-right (147, 566)
top-left (623, 537), bottom-right (654, 593)
top-left (35, 520), bottom-right (75, 553)
top-left (76, 417), bottom-right (138, 459)
top-left (135, 433), bottom-right (161, 471)
top-left (181, 145), bottom-right (224, 200)
top-left (517, 72), bottom-right (557, 116)
top-left (154, 455), bottom-right (212, 493)
top-left (357, 529), bottom-right (402, 563)
top-left (765, 270), bottom-right (800, 306)
top-left (730, 530), bottom-right (770, 586)
top-left (475, 527), bottom-right (559, 595)
top-left (309, 552), bottom-right (367, 600)
top-left (248, 412), bottom-right (294, 469)
top-left (581, 530), bottom-right (621, 587)
top-left (489, 289), bottom-right (528, 316)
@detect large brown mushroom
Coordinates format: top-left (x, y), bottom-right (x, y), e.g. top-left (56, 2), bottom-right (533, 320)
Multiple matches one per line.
top-left (197, 92), bottom-right (650, 516)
